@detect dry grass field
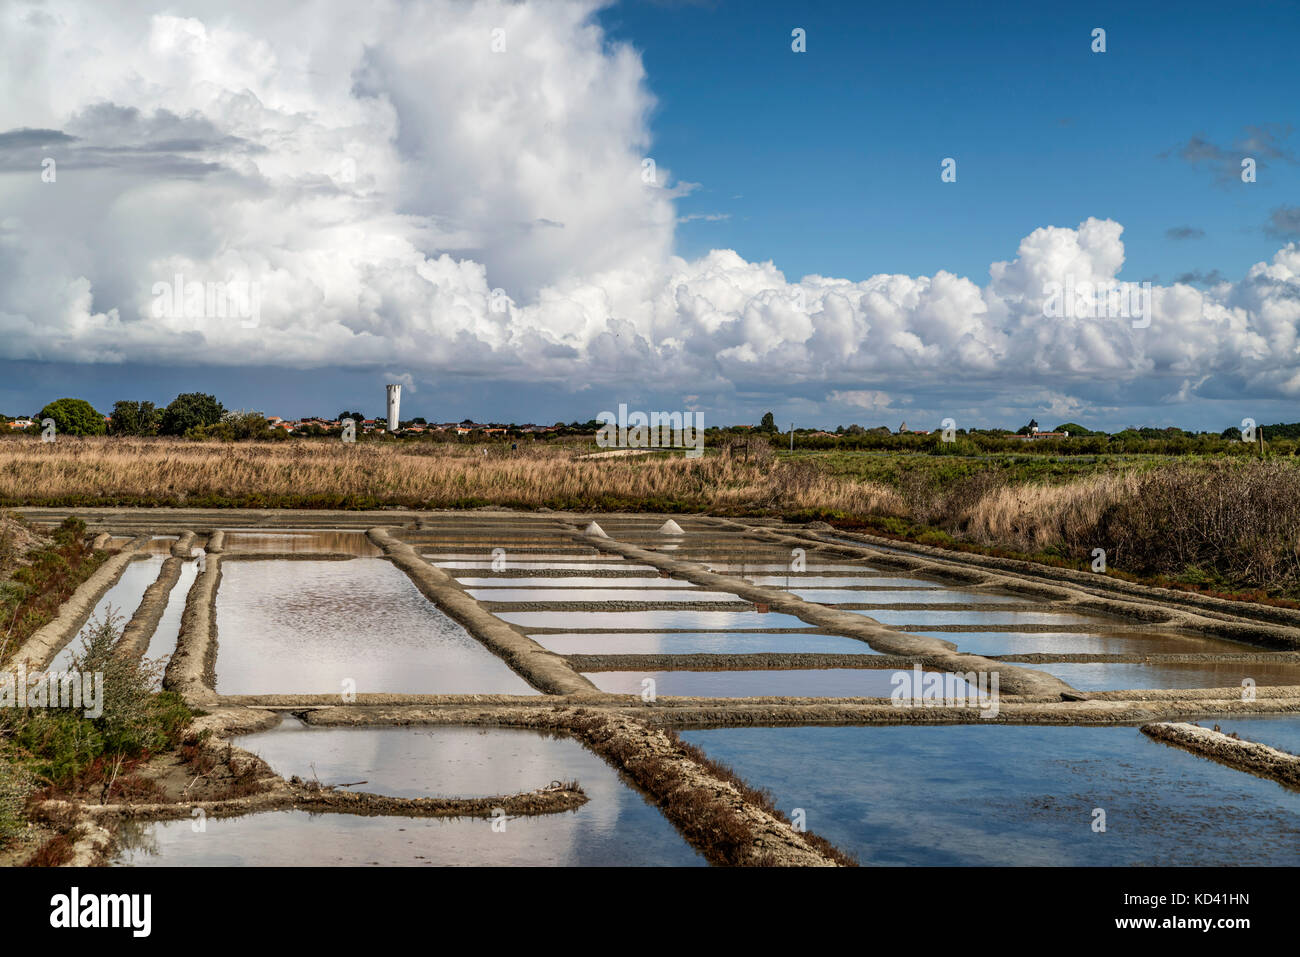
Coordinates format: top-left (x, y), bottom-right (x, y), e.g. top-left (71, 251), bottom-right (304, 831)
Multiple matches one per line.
top-left (5, 436), bottom-right (1300, 597)
top-left (0, 436), bottom-right (905, 516)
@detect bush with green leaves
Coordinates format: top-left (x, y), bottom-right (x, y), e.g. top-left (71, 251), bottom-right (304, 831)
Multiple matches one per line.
top-left (37, 398), bottom-right (106, 436)
top-left (108, 400), bottom-right (160, 436)
top-left (160, 392), bottom-right (225, 436)
top-left (185, 409), bottom-right (279, 442)
top-left (0, 759), bottom-right (33, 846)
top-left (0, 612), bottom-right (191, 790)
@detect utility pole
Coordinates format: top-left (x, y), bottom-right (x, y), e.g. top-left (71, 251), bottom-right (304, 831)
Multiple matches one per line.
top-left (789, 423), bottom-right (794, 452)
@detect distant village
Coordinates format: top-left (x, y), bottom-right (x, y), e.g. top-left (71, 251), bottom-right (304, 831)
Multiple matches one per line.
top-left (2, 411), bottom-right (1072, 438)
top-left (258, 417), bottom-right (564, 437)
top-left (3, 392), bottom-right (1288, 445)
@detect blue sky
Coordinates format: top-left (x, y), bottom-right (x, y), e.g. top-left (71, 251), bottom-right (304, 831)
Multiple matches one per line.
top-left (1, 0), bottom-right (1298, 432)
top-left (604, 0), bottom-right (1298, 285)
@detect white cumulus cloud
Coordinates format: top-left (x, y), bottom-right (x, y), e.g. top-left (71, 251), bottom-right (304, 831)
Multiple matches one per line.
top-left (0, 0), bottom-right (1298, 426)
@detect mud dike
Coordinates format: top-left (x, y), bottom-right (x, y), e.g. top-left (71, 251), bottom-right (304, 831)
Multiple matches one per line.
top-left (15, 507), bottom-right (1300, 867)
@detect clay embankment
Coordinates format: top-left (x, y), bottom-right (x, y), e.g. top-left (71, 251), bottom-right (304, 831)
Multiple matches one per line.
top-left (1141, 721), bottom-right (1300, 789)
top-left (367, 527), bottom-right (597, 696)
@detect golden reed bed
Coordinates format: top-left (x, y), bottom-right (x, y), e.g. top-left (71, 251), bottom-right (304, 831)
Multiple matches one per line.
top-left (0, 436), bottom-right (905, 515)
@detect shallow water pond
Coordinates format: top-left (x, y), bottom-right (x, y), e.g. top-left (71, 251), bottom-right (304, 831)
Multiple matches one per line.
top-left (1022, 660), bottom-right (1300, 691)
top-left (498, 609), bottom-right (809, 630)
top-left (142, 560), bottom-right (200, 664)
top-left (433, 559), bottom-right (647, 571)
top-left (581, 667), bottom-right (962, 697)
top-left (679, 725), bottom-right (1300, 865)
top-left (142, 536), bottom-right (179, 555)
top-left (862, 609), bottom-right (1107, 628)
top-left (49, 557), bottom-right (164, 671)
top-left (792, 589), bottom-right (1024, 605)
top-left (532, 630), bottom-right (879, 655)
top-left (933, 630), bottom-right (1255, 657)
top-left (220, 529), bottom-right (380, 556)
top-left (112, 726), bottom-right (702, 866)
top-left (710, 563), bottom-right (882, 573)
top-left (745, 575), bottom-right (940, 588)
top-left (214, 559), bottom-right (537, 695)
top-left (468, 588), bottom-right (740, 603)
top-left (456, 576), bottom-right (694, 588)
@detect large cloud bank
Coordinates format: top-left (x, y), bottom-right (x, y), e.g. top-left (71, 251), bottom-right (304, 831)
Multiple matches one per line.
top-left (1, 0), bottom-right (1297, 419)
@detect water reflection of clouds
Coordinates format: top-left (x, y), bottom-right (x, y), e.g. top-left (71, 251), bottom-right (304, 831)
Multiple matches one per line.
top-left (214, 560), bottom-right (536, 694)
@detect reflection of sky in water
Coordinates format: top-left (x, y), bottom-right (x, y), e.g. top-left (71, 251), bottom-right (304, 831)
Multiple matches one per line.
top-left (142, 536), bottom-right (179, 555)
top-left (791, 589), bottom-right (1024, 605)
top-left (533, 631), bottom-right (880, 655)
top-left (681, 725), bottom-right (1300, 865)
top-left (112, 725), bottom-right (702, 866)
top-left (426, 553), bottom-right (617, 563)
top-left (49, 557), bottom-right (164, 671)
top-left (710, 563), bottom-right (885, 573)
top-left (215, 560), bottom-right (536, 695)
top-left (435, 560), bottom-right (653, 571)
top-left (456, 576), bottom-right (694, 588)
top-left (745, 575), bottom-right (939, 587)
top-left (582, 668), bottom-right (966, 697)
top-left (860, 609), bottom-right (1105, 627)
top-left (220, 529), bottom-right (380, 556)
top-left (929, 630), bottom-right (1255, 657)
top-left (498, 610), bottom-right (807, 630)
top-left (143, 560), bottom-right (200, 665)
top-left (1021, 661), bottom-right (1300, 691)
top-left (468, 588), bottom-right (740, 603)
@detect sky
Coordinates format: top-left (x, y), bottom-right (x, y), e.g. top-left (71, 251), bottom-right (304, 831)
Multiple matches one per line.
top-left (0, 0), bottom-right (1298, 431)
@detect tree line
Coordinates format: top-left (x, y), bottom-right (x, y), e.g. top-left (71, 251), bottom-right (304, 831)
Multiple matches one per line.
top-left (3, 394), bottom-right (230, 437)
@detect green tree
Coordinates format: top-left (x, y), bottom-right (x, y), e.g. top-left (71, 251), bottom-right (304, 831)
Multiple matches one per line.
top-left (187, 410), bottom-right (275, 441)
top-left (160, 393), bottom-right (225, 436)
top-left (1053, 422), bottom-right (1100, 436)
top-left (38, 398), bottom-right (106, 436)
top-left (759, 411), bottom-right (777, 433)
top-left (109, 400), bottom-right (160, 436)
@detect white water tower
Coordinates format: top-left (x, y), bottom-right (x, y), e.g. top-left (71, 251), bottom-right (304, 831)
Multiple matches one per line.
top-left (386, 383), bottom-right (401, 432)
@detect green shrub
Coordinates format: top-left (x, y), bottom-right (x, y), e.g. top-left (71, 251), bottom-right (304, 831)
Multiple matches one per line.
top-left (37, 398), bottom-right (106, 436)
top-left (0, 613), bottom-right (192, 789)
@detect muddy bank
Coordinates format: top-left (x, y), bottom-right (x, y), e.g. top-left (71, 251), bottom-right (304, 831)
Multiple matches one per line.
top-left (285, 692), bottom-right (1300, 729)
top-left (1141, 721), bottom-right (1300, 788)
top-left (366, 527), bottom-right (597, 696)
top-left (36, 782), bottom-right (588, 825)
top-left (571, 528), bottom-right (1074, 698)
top-left (114, 557), bottom-right (184, 658)
top-left (169, 531), bottom-right (197, 558)
top-left (1084, 685), bottom-right (1300, 702)
top-left (163, 554), bottom-right (221, 704)
top-left (8, 536), bottom-right (147, 669)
